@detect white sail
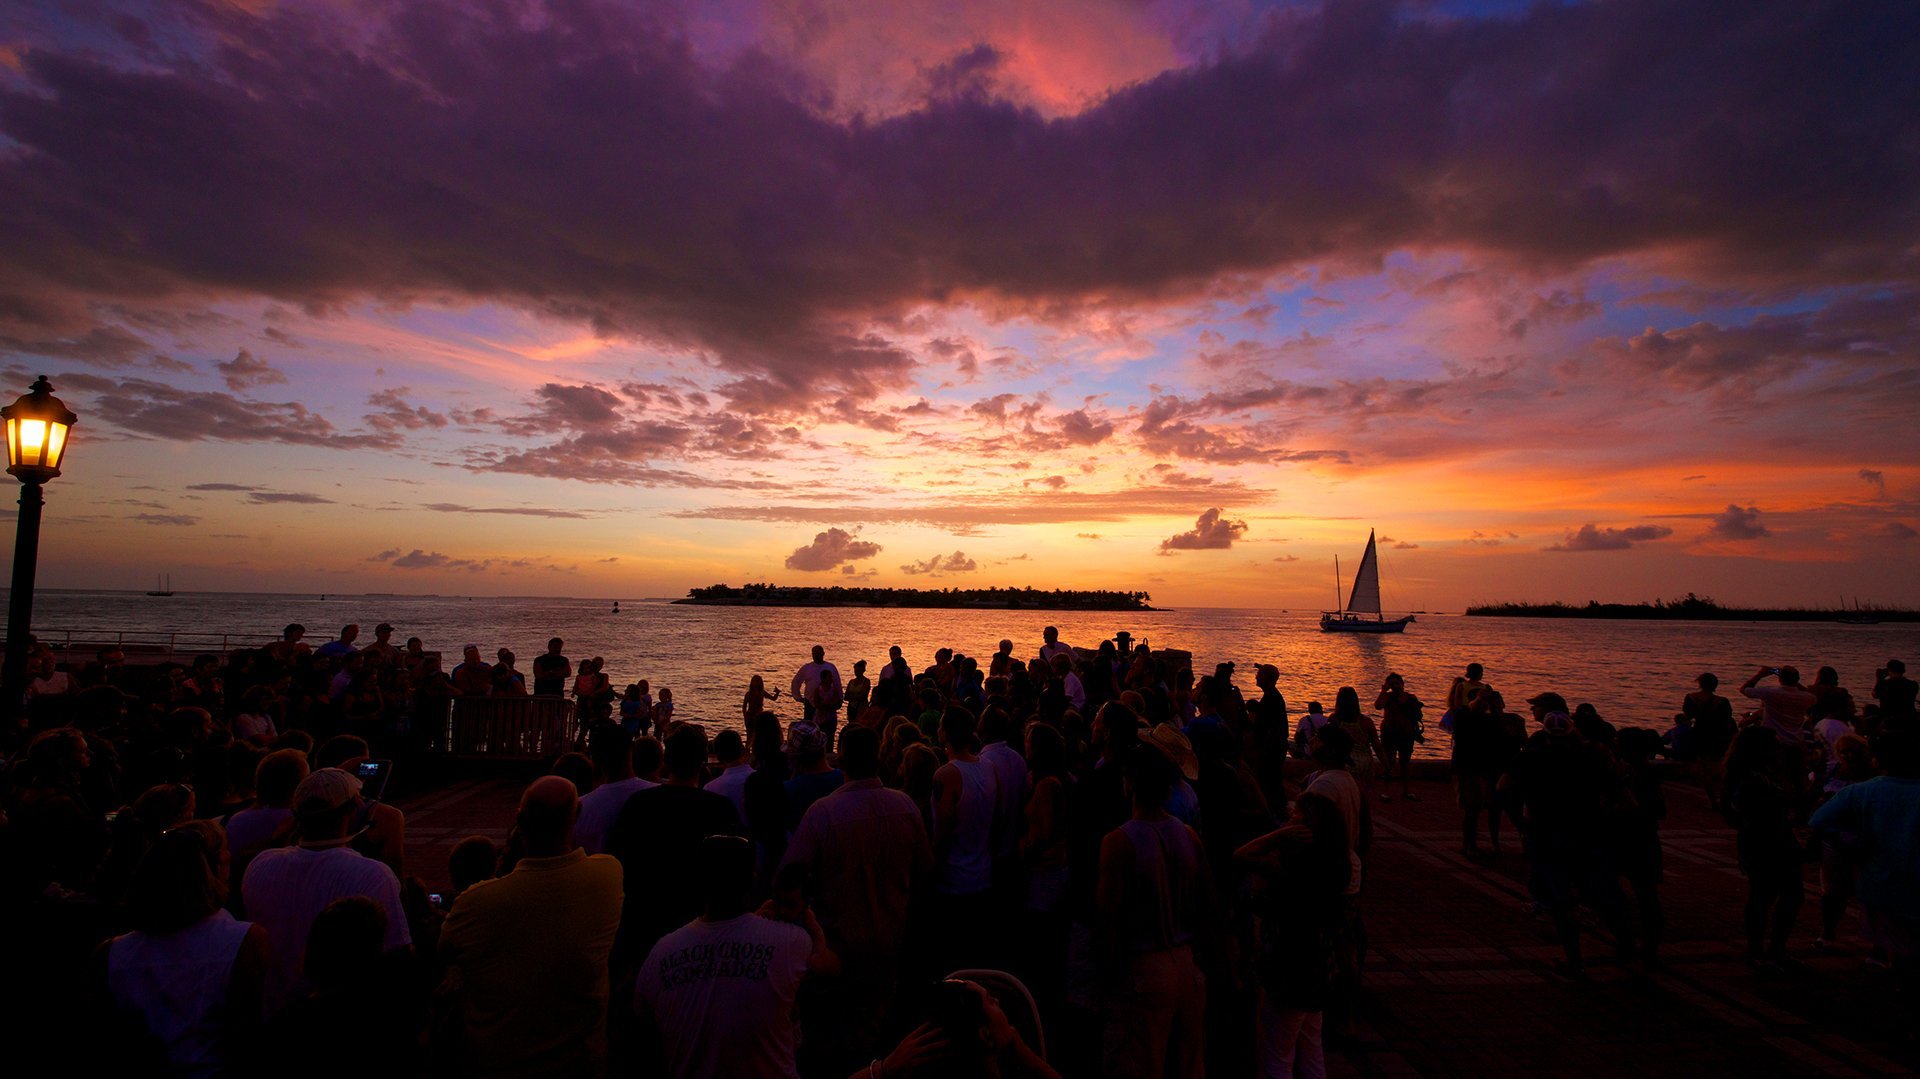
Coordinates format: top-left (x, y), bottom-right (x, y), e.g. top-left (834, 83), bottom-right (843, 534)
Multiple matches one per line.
top-left (1345, 531), bottom-right (1382, 615)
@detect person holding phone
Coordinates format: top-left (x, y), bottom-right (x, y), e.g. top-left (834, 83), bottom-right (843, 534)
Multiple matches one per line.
top-left (1740, 665), bottom-right (1818, 797)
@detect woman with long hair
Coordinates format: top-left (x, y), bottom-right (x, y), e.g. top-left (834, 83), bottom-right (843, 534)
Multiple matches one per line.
top-left (96, 822), bottom-right (269, 1075)
top-left (1330, 686), bottom-right (1383, 790)
top-left (742, 674), bottom-right (781, 723)
top-left (1236, 792), bottom-right (1351, 1079)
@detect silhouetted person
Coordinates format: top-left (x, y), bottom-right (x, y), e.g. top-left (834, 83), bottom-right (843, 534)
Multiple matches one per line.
top-left (437, 776), bottom-right (623, 1076)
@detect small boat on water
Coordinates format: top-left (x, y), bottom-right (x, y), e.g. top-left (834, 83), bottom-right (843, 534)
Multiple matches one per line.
top-left (612, 600), bottom-right (622, 614)
top-left (146, 573), bottom-right (174, 597)
top-left (1321, 530), bottom-right (1414, 634)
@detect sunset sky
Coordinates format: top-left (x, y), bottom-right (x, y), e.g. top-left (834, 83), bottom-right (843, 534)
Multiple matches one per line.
top-left (0, 0), bottom-right (1914, 609)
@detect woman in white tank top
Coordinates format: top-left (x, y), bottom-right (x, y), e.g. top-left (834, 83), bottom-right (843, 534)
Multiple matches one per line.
top-left (100, 823), bottom-right (268, 1077)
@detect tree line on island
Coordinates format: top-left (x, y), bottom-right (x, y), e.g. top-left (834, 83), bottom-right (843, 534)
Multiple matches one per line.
top-left (1466, 592), bottom-right (1919, 622)
top-left (677, 583), bottom-right (1156, 610)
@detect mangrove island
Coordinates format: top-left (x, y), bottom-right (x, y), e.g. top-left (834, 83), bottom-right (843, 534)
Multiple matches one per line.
top-left (676, 583), bottom-right (1157, 610)
top-left (1466, 593), bottom-right (1919, 622)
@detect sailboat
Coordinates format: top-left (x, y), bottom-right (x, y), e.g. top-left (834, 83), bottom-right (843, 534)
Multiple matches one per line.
top-left (146, 573), bottom-right (174, 597)
top-left (1320, 531), bottom-right (1414, 633)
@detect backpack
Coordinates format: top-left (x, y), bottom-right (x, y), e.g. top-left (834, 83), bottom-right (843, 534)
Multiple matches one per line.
top-left (1405, 697), bottom-right (1426, 743)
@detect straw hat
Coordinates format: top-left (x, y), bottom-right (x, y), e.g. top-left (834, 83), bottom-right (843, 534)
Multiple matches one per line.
top-left (1144, 723), bottom-right (1200, 781)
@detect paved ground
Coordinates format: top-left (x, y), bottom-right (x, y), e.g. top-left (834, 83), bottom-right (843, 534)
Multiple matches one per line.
top-left (394, 766), bottom-right (1919, 1077)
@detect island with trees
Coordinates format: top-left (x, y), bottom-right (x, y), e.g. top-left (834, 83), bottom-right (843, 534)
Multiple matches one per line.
top-left (1466, 593), bottom-right (1918, 623)
top-left (676, 583), bottom-right (1157, 611)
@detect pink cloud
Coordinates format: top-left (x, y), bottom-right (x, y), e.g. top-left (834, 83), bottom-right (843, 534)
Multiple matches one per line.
top-left (1160, 507), bottom-right (1247, 552)
top-left (784, 527), bottom-right (882, 571)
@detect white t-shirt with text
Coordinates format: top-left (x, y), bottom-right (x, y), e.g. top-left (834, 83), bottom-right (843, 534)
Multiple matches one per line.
top-left (636, 913), bottom-right (811, 1079)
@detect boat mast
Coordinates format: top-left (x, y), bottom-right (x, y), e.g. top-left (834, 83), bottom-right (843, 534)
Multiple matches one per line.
top-left (1333, 554), bottom-right (1342, 614)
top-left (1374, 532), bottom-right (1382, 623)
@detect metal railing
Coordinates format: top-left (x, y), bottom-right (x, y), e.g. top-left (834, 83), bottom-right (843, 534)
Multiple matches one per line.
top-left (35, 629), bottom-right (264, 667)
top-left (439, 696), bottom-right (580, 761)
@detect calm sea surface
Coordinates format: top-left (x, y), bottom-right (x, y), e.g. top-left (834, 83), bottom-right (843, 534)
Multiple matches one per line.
top-left (24, 591), bottom-right (1920, 759)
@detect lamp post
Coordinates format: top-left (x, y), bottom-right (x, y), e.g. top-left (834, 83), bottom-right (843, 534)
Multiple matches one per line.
top-left (2, 376), bottom-right (77, 716)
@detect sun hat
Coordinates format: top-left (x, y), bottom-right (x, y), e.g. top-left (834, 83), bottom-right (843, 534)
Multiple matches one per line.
top-left (1143, 723), bottom-right (1201, 781)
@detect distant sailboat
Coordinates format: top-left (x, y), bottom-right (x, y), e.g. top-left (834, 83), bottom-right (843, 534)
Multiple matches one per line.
top-left (146, 573), bottom-right (174, 597)
top-left (1320, 531), bottom-right (1414, 633)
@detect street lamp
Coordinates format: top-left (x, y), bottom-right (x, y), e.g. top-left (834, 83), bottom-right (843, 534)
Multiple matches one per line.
top-left (3, 375), bottom-right (77, 715)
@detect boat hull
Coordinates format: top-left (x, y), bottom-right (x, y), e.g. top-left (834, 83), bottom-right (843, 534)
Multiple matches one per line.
top-left (1320, 614), bottom-right (1414, 633)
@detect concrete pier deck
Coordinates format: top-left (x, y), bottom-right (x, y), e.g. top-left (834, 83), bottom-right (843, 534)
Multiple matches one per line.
top-left (395, 766), bottom-right (1919, 1077)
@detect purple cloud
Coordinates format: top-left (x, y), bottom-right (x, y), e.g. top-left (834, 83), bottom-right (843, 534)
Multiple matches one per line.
top-left (387, 548), bottom-right (493, 572)
top-left (420, 503), bottom-right (595, 519)
top-left (2, 0), bottom-right (1910, 401)
top-left (784, 527), bottom-right (882, 572)
top-left (216, 349), bottom-right (287, 391)
top-left (1705, 504), bottom-right (1770, 541)
top-left (82, 379), bottom-right (399, 449)
top-left (366, 388), bottom-right (450, 434)
top-left (1547, 522), bottom-right (1676, 552)
top-left (899, 550), bottom-right (978, 576)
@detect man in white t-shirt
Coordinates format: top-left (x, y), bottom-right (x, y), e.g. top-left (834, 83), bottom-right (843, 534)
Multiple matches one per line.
top-left (703, 730), bottom-right (753, 822)
top-left (635, 836), bottom-right (830, 1079)
top-left (791, 645), bottom-right (844, 744)
top-left (241, 767), bottom-right (412, 1015)
top-left (575, 725), bottom-right (657, 855)
top-left (1741, 665), bottom-right (1820, 795)
top-left (976, 708), bottom-right (1029, 863)
top-left (1038, 625), bottom-right (1072, 665)
top-left (1740, 665), bottom-right (1818, 748)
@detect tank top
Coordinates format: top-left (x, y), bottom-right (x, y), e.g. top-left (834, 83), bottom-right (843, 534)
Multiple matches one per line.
top-left (1336, 716), bottom-right (1377, 781)
top-left (1119, 816), bottom-right (1202, 954)
top-left (936, 758), bottom-right (996, 896)
top-left (108, 910), bottom-right (253, 1075)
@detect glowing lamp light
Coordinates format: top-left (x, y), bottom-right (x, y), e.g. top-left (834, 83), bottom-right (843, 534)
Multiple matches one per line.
top-left (3, 376), bottom-right (78, 483)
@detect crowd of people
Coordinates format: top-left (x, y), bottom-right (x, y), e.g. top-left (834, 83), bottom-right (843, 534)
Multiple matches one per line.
top-left (2, 621), bottom-right (1917, 1078)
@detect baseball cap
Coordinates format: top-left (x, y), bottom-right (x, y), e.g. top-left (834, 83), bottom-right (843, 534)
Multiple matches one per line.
top-left (1527, 691), bottom-right (1569, 714)
top-left (293, 767), bottom-right (363, 816)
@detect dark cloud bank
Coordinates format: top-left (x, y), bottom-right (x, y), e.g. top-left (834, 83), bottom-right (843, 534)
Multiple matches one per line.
top-left (0, 0), bottom-right (1914, 407)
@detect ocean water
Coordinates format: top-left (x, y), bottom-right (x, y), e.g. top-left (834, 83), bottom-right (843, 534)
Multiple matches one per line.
top-left (25, 591), bottom-right (1920, 759)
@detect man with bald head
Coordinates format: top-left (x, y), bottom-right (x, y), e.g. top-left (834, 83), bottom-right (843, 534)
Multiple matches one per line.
top-left (436, 776), bottom-right (624, 1076)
